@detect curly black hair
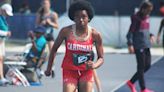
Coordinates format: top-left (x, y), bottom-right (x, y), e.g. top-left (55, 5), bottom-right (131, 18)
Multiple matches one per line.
top-left (68, 0), bottom-right (94, 22)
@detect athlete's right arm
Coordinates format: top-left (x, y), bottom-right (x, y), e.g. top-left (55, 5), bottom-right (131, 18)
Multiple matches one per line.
top-left (126, 31), bottom-right (134, 54)
top-left (45, 27), bottom-right (67, 76)
top-left (126, 15), bottom-right (136, 54)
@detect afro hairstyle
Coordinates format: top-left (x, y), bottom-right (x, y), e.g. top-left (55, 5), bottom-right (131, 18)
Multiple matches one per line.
top-left (68, 0), bottom-right (94, 22)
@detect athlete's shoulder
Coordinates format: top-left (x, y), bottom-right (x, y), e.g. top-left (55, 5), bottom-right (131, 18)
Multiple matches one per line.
top-left (89, 26), bottom-right (100, 36)
top-left (89, 26), bottom-right (102, 41)
top-left (53, 11), bottom-right (58, 16)
top-left (60, 25), bottom-right (73, 35)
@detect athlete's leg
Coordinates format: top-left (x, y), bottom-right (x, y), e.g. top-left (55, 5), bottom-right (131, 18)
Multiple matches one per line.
top-left (47, 41), bottom-right (54, 51)
top-left (141, 48), bottom-right (154, 92)
top-left (130, 49), bottom-right (146, 89)
top-left (78, 70), bottom-right (94, 92)
top-left (47, 40), bottom-right (55, 77)
top-left (63, 83), bottom-right (77, 92)
top-left (78, 81), bottom-right (93, 92)
top-left (163, 36), bottom-right (164, 56)
top-left (0, 55), bottom-right (4, 79)
top-left (93, 69), bottom-right (102, 92)
top-left (63, 70), bottom-right (78, 92)
top-left (144, 48), bottom-right (151, 72)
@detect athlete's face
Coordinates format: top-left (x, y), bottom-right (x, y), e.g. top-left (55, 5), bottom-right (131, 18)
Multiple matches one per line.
top-left (34, 32), bottom-right (42, 38)
top-left (145, 6), bottom-right (153, 15)
top-left (42, 0), bottom-right (50, 11)
top-left (141, 6), bottom-right (153, 16)
top-left (74, 10), bottom-right (89, 27)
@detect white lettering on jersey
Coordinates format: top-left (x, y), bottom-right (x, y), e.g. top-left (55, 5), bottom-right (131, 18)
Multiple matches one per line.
top-left (67, 42), bottom-right (92, 52)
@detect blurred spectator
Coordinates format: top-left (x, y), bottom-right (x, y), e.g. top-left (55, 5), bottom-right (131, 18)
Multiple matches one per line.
top-left (0, 3), bottom-right (13, 85)
top-left (36, 1), bottom-right (58, 53)
top-left (27, 26), bottom-right (47, 69)
top-left (126, 1), bottom-right (155, 92)
top-left (36, 0), bottom-right (58, 78)
top-left (36, 0), bottom-right (58, 51)
top-left (19, 2), bottom-right (31, 15)
top-left (157, 1), bottom-right (164, 51)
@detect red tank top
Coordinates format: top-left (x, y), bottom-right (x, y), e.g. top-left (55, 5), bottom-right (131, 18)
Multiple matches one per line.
top-left (62, 25), bottom-right (93, 70)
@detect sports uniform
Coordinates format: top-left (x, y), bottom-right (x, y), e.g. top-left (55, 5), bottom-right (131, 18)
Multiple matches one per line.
top-left (62, 25), bottom-right (94, 85)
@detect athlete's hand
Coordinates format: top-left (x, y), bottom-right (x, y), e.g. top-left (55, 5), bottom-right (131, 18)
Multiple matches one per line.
top-left (150, 35), bottom-right (155, 44)
top-left (28, 31), bottom-right (35, 40)
top-left (85, 61), bottom-right (95, 69)
top-left (41, 20), bottom-right (47, 25)
top-left (128, 45), bottom-right (134, 54)
top-left (45, 70), bottom-right (51, 76)
top-left (46, 19), bottom-right (51, 24)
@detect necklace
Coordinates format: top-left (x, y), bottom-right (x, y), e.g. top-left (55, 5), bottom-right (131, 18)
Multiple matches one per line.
top-left (73, 25), bottom-right (91, 41)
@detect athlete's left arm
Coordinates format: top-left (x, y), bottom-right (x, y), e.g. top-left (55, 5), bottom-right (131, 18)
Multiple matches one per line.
top-left (93, 29), bottom-right (104, 69)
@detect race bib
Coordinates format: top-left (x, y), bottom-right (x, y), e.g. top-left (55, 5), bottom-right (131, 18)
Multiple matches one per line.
top-left (73, 51), bottom-right (94, 66)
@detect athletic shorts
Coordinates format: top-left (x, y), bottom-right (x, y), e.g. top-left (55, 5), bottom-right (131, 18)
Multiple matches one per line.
top-left (44, 33), bottom-right (54, 41)
top-left (0, 40), bottom-right (5, 56)
top-left (63, 69), bottom-right (94, 85)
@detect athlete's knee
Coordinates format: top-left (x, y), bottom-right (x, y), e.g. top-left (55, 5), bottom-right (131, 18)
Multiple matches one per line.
top-left (137, 69), bottom-right (144, 75)
top-left (78, 82), bottom-right (93, 92)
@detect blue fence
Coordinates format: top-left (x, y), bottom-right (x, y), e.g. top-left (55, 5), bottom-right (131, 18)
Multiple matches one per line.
top-left (7, 14), bottom-right (36, 40)
top-left (5, 14), bottom-right (162, 46)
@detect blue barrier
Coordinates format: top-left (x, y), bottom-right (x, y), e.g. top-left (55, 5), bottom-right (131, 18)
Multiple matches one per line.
top-left (7, 14), bottom-right (36, 40)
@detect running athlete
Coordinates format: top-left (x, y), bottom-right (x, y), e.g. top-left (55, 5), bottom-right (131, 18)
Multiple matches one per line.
top-left (45, 1), bottom-right (104, 92)
top-left (126, 1), bottom-right (155, 92)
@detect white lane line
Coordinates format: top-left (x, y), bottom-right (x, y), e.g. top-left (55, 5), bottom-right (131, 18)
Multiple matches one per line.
top-left (110, 81), bottom-right (127, 92)
top-left (151, 56), bottom-right (163, 65)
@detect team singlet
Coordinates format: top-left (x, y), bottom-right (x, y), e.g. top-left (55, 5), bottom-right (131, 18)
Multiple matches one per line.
top-left (61, 25), bottom-right (93, 70)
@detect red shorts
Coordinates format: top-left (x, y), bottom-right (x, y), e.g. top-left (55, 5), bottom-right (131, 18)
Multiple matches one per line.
top-left (63, 69), bottom-right (94, 85)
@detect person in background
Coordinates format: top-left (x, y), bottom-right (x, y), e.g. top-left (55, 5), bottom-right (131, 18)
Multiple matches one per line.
top-left (0, 3), bottom-right (13, 85)
top-left (27, 26), bottom-right (47, 78)
top-left (157, 1), bottom-right (164, 53)
top-left (36, 0), bottom-right (58, 52)
top-left (19, 2), bottom-right (31, 15)
top-left (126, 1), bottom-right (155, 92)
top-left (36, 0), bottom-right (59, 77)
top-left (36, 0), bottom-right (58, 77)
top-left (27, 26), bottom-right (47, 69)
top-left (45, 1), bottom-right (104, 92)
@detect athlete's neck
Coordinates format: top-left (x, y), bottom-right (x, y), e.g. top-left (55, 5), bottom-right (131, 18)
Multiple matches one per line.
top-left (76, 25), bottom-right (88, 34)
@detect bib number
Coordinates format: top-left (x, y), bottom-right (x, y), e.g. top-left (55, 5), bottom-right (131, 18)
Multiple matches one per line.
top-left (73, 51), bottom-right (94, 66)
